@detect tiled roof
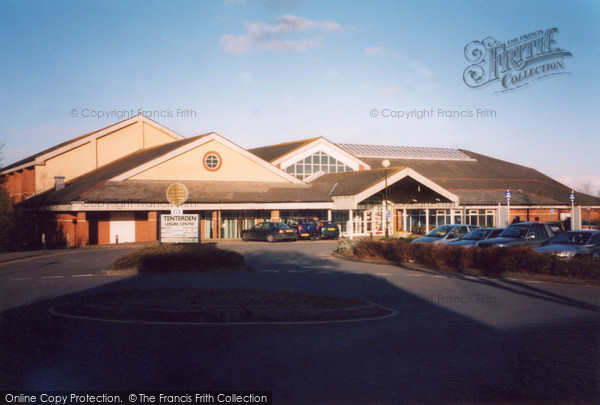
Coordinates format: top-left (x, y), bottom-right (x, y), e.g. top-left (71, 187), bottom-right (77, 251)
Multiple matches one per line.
top-left (248, 137), bottom-right (321, 162)
top-left (359, 151), bottom-right (600, 205)
top-left (17, 134), bottom-right (210, 207)
top-left (310, 168), bottom-right (403, 196)
top-left (76, 180), bottom-right (335, 204)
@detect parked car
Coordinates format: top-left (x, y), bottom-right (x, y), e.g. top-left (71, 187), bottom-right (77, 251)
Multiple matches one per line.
top-left (447, 227), bottom-right (505, 247)
top-left (411, 224), bottom-right (480, 244)
top-left (241, 222), bottom-right (298, 243)
top-left (545, 221), bottom-right (565, 235)
top-left (289, 218), bottom-right (319, 239)
top-left (477, 222), bottom-right (557, 248)
top-left (315, 221), bottom-right (340, 239)
top-left (582, 221), bottom-right (600, 230)
top-left (535, 230), bottom-right (600, 258)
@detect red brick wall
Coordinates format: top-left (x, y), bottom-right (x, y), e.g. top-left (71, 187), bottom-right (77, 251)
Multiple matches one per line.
top-left (98, 214), bottom-right (111, 245)
top-left (135, 211), bottom-right (158, 242)
top-left (1, 167), bottom-right (35, 204)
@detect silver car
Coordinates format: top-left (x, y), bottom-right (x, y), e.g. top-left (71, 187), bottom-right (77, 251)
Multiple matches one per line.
top-left (477, 222), bottom-right (557, 248)
top-left (447, 227), bottom-right (505, 247)
top-left (412, 224), bottom-right (479, 244)
top-left (535, 230), bottom-right (600, 258)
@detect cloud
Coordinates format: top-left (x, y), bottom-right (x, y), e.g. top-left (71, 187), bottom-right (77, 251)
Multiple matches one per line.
top-left (220, 14), bottom-right (342, 55)
top-left (377, 86), bottom-right (401, 95)
top-left (364, 46), bottom-right (400, 58)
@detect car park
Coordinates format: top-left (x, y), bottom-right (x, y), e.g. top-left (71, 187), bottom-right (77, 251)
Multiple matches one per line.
top-left (535, 230), bottom-right (600, 258)
top-left (447, 227), bottom-right (505, 247)
top-left (241, 222), bottom-right (298, 243)
top-left (545, 221), bottom-right (565, 235)
top-left (477, 222), bottom-right (557, 248)
top-left (582, 221), bottom-right (600, 230)
top-left (411, 224), bottom-right (480, 244)
top-left (315, 221), bottom-right (340, 239)
top-left (290, 218), bottom-right (319, 239)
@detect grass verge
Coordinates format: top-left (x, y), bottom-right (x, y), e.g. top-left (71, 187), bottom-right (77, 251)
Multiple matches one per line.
top-left (111, 243), bottom-right (246, 273)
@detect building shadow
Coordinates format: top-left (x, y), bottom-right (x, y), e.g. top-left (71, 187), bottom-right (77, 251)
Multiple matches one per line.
top-left (0, 247), bottom-right (598, 404)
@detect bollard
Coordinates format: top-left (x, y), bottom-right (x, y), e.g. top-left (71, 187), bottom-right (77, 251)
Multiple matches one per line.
top-left (116, 235), bottom-right (119, 244)
top-left (66, 233), bottom-right (70, 249)
top-left (42, 233), bottom-right (46, 250)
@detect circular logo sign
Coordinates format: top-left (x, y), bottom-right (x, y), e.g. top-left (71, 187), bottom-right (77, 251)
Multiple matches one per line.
top-left (166, 183), bottom-right (188, 207)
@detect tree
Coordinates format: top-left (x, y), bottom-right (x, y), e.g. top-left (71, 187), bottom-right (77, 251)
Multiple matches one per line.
top-left (0, 143), bottom-right (17, 251)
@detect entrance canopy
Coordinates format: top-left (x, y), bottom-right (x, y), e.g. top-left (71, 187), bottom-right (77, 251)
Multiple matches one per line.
top-left (309, 166), bottom-right (459, 210)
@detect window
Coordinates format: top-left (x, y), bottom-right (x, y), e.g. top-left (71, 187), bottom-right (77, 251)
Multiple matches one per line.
top-left (203, 151), bottom-right (222, 171)
top-left (466, 209), bottom-right (495, 227)
top-left (283, 150), bottom-right (353, 179)
top-left (528, 224), bottom-right (548, 239)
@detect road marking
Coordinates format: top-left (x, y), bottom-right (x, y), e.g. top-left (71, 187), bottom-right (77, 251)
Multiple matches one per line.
top-left (72, 274), bottom-right (94, 277)
top-left (50, 305), bottom-right (400, 326)
top-left (42, 275), bottom-right (63, 279)
top-left (404, 273), bottom-right (423, 277)
top-left (302, 265), bottom-right (334, 269)
top-left (374, 272), bottom-right (392, 276)
top-left (523, 280), bottom-right (544, 284)
top-left (10, 277), bottom-right (32, 281)
top-left (431, 275), bottom-right (447, 278)
top-left (260, 269), bottom-right (279, 273)
top-left (288, 270), bottom-right (307, 273)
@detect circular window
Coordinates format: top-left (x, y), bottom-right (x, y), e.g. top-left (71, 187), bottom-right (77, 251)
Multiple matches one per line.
top-left (203, 151), bottom-right (222, 172)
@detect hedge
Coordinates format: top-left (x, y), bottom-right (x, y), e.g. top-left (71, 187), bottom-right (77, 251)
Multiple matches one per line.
top-left (335, 239), bottom-right (600, 280)
top-left (111, 243), bottom-right (246, 273)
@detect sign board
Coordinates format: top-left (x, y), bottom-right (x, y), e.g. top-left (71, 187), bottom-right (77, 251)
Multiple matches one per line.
top-left (569, 192), bottom-right (576, 203)
top-left (166, 183), bottom-right (188, 207)
top-left (505, 190), bottom-right (512, 202)
top-left (160, 214), bottom-right (199, 243)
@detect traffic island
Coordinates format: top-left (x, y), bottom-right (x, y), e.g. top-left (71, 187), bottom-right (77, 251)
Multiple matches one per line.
top-left (108, 243), bottom-right (248, 273)
top-left (50, 289), bottom-right (397, 324)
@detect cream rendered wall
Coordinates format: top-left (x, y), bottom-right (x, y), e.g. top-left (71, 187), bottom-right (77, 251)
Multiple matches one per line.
top-left (143, 122), bottom-right (177, 148)
top-left (96, 123), bottom-right (143, 167)
top-left (34, 120), bottom-right (180, 193)
top-left (35, 143), bottom-right (95, 193)
top-left (129, 140), bottom-right (290, 182)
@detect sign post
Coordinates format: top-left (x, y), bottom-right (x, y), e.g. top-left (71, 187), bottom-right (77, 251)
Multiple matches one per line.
top-left (570, 190), bottom-right (576, 230)
top-left (161, 183), bottom-right (200, 244)
top-left (505, 189), bottom-right (512, 223)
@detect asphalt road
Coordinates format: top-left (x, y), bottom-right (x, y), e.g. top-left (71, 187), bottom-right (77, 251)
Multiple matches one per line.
top-left (1, 240), bottom-right (599, 403)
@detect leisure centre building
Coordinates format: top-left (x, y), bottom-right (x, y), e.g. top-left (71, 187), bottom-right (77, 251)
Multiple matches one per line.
top-left (2, 115), bottom-right (598, 246)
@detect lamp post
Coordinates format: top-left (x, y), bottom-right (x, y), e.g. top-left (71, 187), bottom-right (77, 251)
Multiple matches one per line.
top-left (382, 159), bottom-right (390, 238)
top-left (570, 190), bottom-right (576, 230)
top-left (505, 189), bottom-right (512, 225)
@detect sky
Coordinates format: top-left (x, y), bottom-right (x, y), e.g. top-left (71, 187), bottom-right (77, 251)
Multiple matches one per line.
top-left (1, 0), bottom-right (598, 194)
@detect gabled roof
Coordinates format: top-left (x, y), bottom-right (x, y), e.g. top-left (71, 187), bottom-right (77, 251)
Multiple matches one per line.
top-left (248, 137), bottom-right (321, 162)
top-left (110, 132), bottom-right (303, 184)
top-left (17, 134), bottom-right (210, 207)
top-left (358, 151), bottom-right (600, 205)
top-left (310, 168), bottom-right (403, 196)
top-left (1, 114), bottom-right (184, 174)
top-left (310, 167), bottom-right (459, 205)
